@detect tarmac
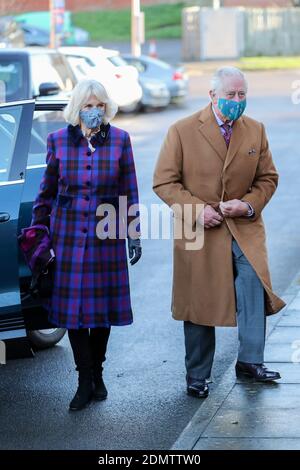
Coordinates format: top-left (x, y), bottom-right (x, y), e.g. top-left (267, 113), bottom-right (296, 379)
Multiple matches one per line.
top-left (171, 271), bottom-right (300, 450)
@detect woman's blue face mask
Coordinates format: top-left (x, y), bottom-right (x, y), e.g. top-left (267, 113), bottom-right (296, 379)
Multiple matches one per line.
top-left (79, 107), bottom-right (105, 129)
top-left (217, 98), bottom-right (247, 121)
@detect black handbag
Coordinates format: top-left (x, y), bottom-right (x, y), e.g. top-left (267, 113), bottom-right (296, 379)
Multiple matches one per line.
top-left (30, 259), bottom-right (55, 298)
top-left (18, 224), bottom-right (55, 299)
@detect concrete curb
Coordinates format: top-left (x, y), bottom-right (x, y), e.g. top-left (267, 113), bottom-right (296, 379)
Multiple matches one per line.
top-left (171, 271), bottom-right (300, 450)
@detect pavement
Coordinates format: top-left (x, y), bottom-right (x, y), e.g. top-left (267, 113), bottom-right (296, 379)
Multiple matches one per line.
top-left (172, 271), bottom-right (300, 450)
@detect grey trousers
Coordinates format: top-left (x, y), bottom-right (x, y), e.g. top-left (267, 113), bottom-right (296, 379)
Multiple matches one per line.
top-left (184, 238), bottom-right (266, 381)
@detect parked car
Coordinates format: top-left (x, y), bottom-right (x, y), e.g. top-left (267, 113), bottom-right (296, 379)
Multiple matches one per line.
top-left (0, 16), bottom-right (24, 48)
top-left (102, 48), bottom-right (170, 110)
top-left (59, 46), bottom-right (142, 112)
top-left (0, 48), bottom-right (76, 103)
top-left (121, 54), bottom-right (189, 104)
top-left (0, 99), bottom-right (68, 358)
top-left (19, 23), bottom-right (49, 47)
top-left (15, 11), bottom-right (89, 46)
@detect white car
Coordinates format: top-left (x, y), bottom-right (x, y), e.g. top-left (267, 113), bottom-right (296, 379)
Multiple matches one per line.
top-left (58, 46), bottom-right (142, 112)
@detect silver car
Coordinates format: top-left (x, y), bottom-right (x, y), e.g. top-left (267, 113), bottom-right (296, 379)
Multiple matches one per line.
top-left (122, 54), bottom-right (189, 104)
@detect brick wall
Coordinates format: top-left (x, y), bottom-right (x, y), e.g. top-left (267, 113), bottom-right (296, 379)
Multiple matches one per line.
top-left (0, 0), bottom-right (295, 15)
top-left (0, 0), bottom-right (179, 15)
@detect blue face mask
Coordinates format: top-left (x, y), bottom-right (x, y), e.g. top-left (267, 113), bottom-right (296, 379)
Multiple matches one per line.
top-left (79, 107), bottom-right (105, 129)
top-left (217, 98), bottom-right (246, 121)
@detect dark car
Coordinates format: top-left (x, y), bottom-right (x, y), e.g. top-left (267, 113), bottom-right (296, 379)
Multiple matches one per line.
top-left (0, 99), bottom-right (69, 358)
top-left (121, 54), bottom-right (189, 104)
top-left (0, 48), bottom-right (76, 103)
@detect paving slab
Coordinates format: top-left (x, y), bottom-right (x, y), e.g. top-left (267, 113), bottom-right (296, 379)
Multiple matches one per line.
top-left (194, 438), bottom-right (300, 450)
top-left (267, 326), bottom-right (300, 343)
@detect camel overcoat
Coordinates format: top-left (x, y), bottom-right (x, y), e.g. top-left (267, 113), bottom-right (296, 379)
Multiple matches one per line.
top-left (153, 104), bottom-right (285, 326)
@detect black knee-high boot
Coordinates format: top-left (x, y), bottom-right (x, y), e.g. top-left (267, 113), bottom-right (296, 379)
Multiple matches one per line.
top-left (68, 329), bottom-right (94, 411)
top-left (89, 327), bottom-right (111, 400)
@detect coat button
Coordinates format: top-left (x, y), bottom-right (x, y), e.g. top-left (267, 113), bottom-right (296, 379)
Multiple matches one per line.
top-left (86, 181), bottom-right (91, 187)
top-left (86, 150), bottom-right (92, 156)
top-left (86, 165), bottom-right (91, 170)
top-left (84, 212), bottom-right (88, 217)
top-left (82, 228), bottom-right (88, 233)
top-left (84, 195), bottom-right (90, 201)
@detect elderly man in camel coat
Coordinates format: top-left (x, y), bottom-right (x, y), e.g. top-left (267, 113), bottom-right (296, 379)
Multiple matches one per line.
top-left (153, 66), bottom-right (285, 398)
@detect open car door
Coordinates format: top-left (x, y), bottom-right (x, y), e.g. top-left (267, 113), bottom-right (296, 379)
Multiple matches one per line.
top-left (0, 100), bottom-right (34, 349)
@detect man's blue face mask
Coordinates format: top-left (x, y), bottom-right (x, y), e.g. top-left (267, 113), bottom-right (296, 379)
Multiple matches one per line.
top-left (217, 98), bottom-right (247, 121)
top-left (79, 107), bottom-right (105, 129)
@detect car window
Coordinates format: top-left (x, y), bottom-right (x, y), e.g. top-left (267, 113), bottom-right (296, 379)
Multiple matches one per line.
top-left (66, 56), bottom-right (93, 80)
top-left (66, 54), bottom-right (115, 82)
top-left (0, 105), bottom-right (22, 182)
top-left (78, 56), bottom-right (95, 68)
top-left (124, 58), bottom-right (146, 73)
top-left (146, 57), bottom-right (171, 70)
top-left (30, 53), bottom-right (75, 96)
top-left (27, 109), bottom-right (66, 166)
top-left (108, 55), bottom-right (128, 67)
top-left (0, 60), bottom-right (26, 102)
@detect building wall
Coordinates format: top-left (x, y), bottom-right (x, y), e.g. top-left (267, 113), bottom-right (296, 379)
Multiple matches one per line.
top-left (223, 0), bottom-right (293, 7)
top-left (0, 0), bottom-right (295, 15)
top-left (0, 0), bottom-right (179, 15)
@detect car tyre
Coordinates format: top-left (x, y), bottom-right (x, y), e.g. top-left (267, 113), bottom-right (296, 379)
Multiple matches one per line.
top-left (27, 328), bottom-right (66, 349)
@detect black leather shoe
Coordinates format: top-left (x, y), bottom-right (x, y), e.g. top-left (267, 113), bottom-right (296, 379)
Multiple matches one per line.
top-left (236, 361), bottom-right (281, 382)
top-left (187, 380), bottom-right (209, 398)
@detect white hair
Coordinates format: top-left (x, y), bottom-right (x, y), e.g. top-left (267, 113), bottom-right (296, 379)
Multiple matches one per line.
top-left (210, 66), bottom-right (248, 94)
top-left (64, 79), bottom-right (118, 126)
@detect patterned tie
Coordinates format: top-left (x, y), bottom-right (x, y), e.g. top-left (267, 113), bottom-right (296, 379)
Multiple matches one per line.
top-left (221, 122), bottom-right (233, 148)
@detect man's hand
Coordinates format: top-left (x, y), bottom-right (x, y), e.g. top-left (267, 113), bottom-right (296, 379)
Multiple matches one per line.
top-left (203, 205), bottom-right (223, 229)
top-left (219, 199), bottom-right (249, 218)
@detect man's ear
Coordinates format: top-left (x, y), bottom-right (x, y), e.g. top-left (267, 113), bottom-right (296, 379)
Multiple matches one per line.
top-left (209, 90), bottom-right (216, 102)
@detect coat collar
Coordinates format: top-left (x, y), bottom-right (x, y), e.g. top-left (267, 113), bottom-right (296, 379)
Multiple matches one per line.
top-left (67, 123), bottom-right (111, 146)
top-left (198, 104), bottom-right (247, 169)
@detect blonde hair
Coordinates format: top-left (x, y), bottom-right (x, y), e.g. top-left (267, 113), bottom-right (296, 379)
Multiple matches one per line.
top-left (64, 79), bottom-right (118, 126)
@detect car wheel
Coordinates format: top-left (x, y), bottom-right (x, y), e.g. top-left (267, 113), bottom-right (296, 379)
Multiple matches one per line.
top-left (27, 328), bottom-right (66, 350)
top-left (119, 101), bottom-right (140, 113)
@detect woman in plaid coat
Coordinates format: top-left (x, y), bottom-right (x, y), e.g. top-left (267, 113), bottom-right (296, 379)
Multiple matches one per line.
top-left (32, 79), bottom-right (141, 411)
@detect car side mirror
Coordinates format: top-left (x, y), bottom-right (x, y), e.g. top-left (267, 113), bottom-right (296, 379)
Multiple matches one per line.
top-left (38, 82), bottom-right (60, 97)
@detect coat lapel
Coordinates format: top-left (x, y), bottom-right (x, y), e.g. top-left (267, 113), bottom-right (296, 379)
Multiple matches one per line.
top-left (198, 104), bottom-right (227, 162)
top-left (197, 104), bottom-right (247, 170)
top-left (223, 116), bottom-right (247, 172)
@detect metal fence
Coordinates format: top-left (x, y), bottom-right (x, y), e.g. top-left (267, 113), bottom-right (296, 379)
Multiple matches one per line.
top-left (244, 8), bottom-right (300, 56)
top-left (182, 7), bottom-right (300, 60)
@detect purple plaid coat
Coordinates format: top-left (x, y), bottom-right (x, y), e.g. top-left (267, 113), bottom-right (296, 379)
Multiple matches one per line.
top-left (32, 123), bottom-right (139, 329)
